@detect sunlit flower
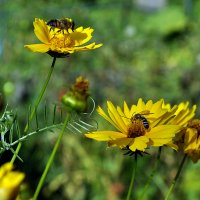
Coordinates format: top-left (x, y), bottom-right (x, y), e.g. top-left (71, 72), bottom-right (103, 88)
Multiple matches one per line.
top-left (85, 99), bottom-right (181, 154)
top-left (24, 18), bottom-right (102, 57)
top-left (167, 102), bottom-right (196, 127)
top-left (0, 162), bottom-right (25, 200)
top-left (165, 102), bottom-right (196, 150)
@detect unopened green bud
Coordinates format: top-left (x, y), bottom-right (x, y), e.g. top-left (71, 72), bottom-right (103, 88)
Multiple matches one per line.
top-left (61, 94), bottom-right (87, 113)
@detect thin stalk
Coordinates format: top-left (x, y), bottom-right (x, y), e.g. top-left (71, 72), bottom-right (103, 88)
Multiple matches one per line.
top-left (10, 57), bottom-right (56, 164)
top-left (164, 154), bottom-right (187, 200)
top-left (9, 123), bottom-right (63, 147)
top-left (32, 114), bottom-right (70, 200)
top-left (126, 158), bottom-right (138, 200)
top-left (139, 147), bottom-right (162, 200)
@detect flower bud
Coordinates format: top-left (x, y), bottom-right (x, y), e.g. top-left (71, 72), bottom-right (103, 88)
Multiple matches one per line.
top-left (61, 94), bottom-right (87, 113)
top-left (61, 76), bottom-right (90, 113)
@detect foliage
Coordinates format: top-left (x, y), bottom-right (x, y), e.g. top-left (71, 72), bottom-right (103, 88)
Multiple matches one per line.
top-left (0, 0), bottom-right (200, 199)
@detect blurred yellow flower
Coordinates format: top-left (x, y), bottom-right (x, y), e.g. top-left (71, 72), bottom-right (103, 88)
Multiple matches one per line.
top-left (165, 102), bottom-right (196, 150)
top-left (177, 119), bottom-right (200, 163)
top-left (85, 99), bottom-right (181, 154)
top-left (167, 102), bottom-right (196, 127)
top-left (0, 163), bottom-right (25, 200)
top-left (24, 18), bottom-right (102, 57)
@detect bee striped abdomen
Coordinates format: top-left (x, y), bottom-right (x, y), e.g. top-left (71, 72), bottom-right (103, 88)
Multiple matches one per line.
top-left (134, 114), bottom-right (149, 129)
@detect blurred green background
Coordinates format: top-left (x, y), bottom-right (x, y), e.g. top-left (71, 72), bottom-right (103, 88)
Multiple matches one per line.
top-left (1, 0), bottom-right (200, 199)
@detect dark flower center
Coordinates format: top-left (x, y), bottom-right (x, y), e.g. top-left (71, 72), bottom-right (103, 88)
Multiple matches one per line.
top-left (127, 119), bottom-right (146, 138)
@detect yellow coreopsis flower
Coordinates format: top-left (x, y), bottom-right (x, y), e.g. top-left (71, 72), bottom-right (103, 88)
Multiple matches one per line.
top-left (164, 102), bottom-right (196, 150)
top-left (0, 162), bottom-right (25, 200)
top-left (168, 102), bottom-right (196, 127)
top-left (24, 18), bottom-right (102, 57)
top-left (85, 99), bottom-right (181, 154)
top-left (175, 119), bottom-right (200, 163)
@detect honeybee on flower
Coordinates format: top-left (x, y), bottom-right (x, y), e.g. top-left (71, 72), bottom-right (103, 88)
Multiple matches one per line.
top-left (85, 99), bottom-right (181, 155)
top-left (24, 18), bottom-right (102, 57)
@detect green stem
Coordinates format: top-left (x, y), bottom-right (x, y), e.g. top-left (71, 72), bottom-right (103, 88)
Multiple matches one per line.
top-left (139, 147), bottom-right (162, 200)
top-left (165, 154), bottom-right (187, 200)
top-left (9, 124), bottom-right (63, 147)
top-left (32, 114), bottom-right (70, 200)
top-left (126, 158), bottom-right (138, 200)
top-left (10, 57), bottom-right (56, 164)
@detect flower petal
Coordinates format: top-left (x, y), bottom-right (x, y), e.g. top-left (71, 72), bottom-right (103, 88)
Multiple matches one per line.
top-left (129, 136), bottom-right (149, 151)
top-left (97, 106), bottom-right (120, 131)
top-left (85, 131), bottom-right (126, 141)
top-left (24, 44), bottom-right (50, 53)
top-left (72, 43), bottom-right (103, 51)
top-left (71, 27), bottom-right (94, 46)
top-left (146, 125), bottom-right (180, 146)
top-left (107, 101), bottom-right (127, 133)
top-left (136, 98), bottom-right (146, 113)
top-left (123, 101), bottom-right (131, 118)
top-left (108, 138), bottom-right (133, 148)
top-left (34, 18), bottom-right (50, 44)
top-left (145, 100), bottom-right (153, 110)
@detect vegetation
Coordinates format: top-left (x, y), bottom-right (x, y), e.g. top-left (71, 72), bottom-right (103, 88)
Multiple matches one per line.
top-left (0, 0), bottom-right (200, 199)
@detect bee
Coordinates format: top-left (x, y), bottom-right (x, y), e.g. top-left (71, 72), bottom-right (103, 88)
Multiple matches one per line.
top-left (47, 18), bottom-right (75, 33)
top-left (131, 111), bottom-right (151, 129)
top-left (133, 114), bottom-right (149, 129)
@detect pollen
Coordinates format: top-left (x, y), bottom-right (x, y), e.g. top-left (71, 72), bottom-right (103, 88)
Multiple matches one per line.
top-left (127, 119), bottom-right (146, 138)
top-left (50, 33), bottom-right (74, 48)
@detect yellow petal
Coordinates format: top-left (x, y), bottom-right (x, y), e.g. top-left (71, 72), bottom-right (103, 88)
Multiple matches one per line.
top-left (97, 106), bottom-right (120, 131)
top-left (33, 18), bottom-right (50, 44)
top-left (175, 105), bottom-right (196, 126)
top-left (85, 131), bottom-right (126, 141)
top-left (24, 44), bottom-right (50, 53)
top-left (129, 136), bottom-right (149, 151)
top-left (130, 105), bottom-right (137, 116)
top-left (150, 99), bottom-right (167, 118)
top-left (123, 101), bottom-right (131, 118)
top-left (108, 138), bottom-right (133, 148)
top-left (62, 43), bottom-right (102, 53)
top-left (146, 125), bottom-right (180, 146)
top-left (136, 98), bottom-right (146, 113)
top-left (117, 106), bottom-right (130, 126)
top-left (145, 100), bottom-right (153, 110)
top-left (184, 128), bottom-right (197, 147)
top-left (0, 163), bottom-right (13, 178)
top-left (70, 27), bottom-right (94, 46)
top-left (107, 101), bottom-right (127, 133)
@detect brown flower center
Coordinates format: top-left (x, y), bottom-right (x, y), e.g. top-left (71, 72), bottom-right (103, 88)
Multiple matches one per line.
top-left (127, 119), bottom-right (146, 138)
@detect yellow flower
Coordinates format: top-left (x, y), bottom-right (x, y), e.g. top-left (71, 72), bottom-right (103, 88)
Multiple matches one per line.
top-left (168, 102), bottom-right (196, 127)
top-left (24, 18), bottom-right (102, 57)
top-left (165, 102), bottom-right (196, 150)
top-left (0, 163), bottom-right (25, 200)
top-left (85, 99), bottom-right (180, 154)
top-left (177, 119), bottom-right (200, 163)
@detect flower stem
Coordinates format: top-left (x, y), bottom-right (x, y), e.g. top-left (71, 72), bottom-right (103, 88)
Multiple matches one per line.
top-left (32, 114), bottom-right (70, 200)
top-left (164, 154), bottom-right (187, 200)
top-left (139, 147), bottom-right (162, 200)
top-left (10, 57), bottom-right (56, 164)
top-left (126, 157), bottom-right (138, 200)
